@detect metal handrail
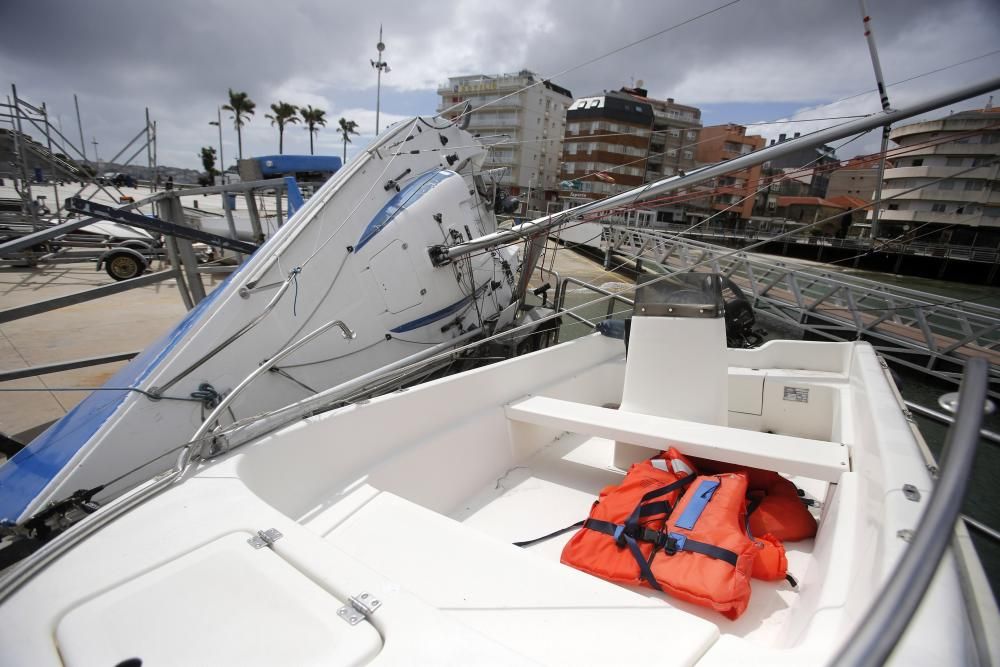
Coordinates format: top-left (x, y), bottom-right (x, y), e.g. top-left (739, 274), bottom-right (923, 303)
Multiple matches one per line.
top-left (181, 318), bottom-right (356, 465)
top-left (903, 400), bottom-right (1000, 446)
top-left (832, 358), bottom-right (989, 666)
top-left (149, 267), bottom-right (301, 397)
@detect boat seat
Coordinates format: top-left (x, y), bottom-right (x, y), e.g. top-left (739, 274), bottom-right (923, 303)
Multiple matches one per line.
top-left (505, 395), bottom-right (850, 482)
top-left (324, 490), bottom-right (720, 666)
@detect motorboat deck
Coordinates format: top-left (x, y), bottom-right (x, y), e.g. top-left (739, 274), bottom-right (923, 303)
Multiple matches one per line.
top-left (5, 326), bottom-right (983, 665)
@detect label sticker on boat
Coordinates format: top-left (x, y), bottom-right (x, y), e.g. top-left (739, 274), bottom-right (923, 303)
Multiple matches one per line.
top-left (783, 387), bottom-right (809, 403)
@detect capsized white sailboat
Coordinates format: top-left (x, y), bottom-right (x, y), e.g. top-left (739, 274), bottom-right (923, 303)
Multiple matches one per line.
top-left (1, 272), bottom-right (995, 665)
top-left (0, 113), bottom-right (532, 524)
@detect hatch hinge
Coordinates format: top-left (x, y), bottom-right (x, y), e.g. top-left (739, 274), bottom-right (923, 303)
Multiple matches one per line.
top-left (247, 528), bottom-right (283, 549)
top-left (338, 592), bottom-right (382, 625)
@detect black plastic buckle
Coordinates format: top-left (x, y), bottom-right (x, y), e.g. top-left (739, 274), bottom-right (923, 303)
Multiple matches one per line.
top-left (613, 523), bottom-right (643, 548)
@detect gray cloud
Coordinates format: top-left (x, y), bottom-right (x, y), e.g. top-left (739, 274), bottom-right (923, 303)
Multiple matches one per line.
top-left (2, 0), bottom-right (997, 169)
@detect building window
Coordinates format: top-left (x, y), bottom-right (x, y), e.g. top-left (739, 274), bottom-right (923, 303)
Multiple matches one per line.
top-left (931, 203), bottom-right (947, 212)
top-left (911, 159), bottom-right (923, 167)
top-left (686, 131), bottom-right (697, 140)
top-left (938, 179), bottom-right (955, 190)
top-left (667, 149), bottom-right (677, 157)
top-left (887, 204), bottom-right (899, 210)
top-left (964, 180), bottom-right (983, 191)
top-left (683, 151), bottom-right (693, 160)
top-left (669, 128), bottom-right (680, 137)
top-left (946, 157), bottom-right (964, 166)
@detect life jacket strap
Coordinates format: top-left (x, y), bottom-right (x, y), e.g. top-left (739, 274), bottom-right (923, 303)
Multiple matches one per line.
top-left (512, 475), bottom-right (694, 549)
top-left (512, 520), bottom-right (585, 548)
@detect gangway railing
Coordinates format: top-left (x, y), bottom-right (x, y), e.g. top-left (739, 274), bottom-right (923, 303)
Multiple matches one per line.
top-left (604, 226), bottom-right (1000, 397)
top-left (645, 221), bottom-right (1000, 265)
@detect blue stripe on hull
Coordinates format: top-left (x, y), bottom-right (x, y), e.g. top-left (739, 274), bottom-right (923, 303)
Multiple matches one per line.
top-left (355, 170), bottom-right (454, 253)
top-left (390, 295), bottom-right (472, 334)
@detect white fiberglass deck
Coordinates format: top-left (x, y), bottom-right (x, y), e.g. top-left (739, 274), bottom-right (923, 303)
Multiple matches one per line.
top-left (0, 334), bottom-right (977, 665)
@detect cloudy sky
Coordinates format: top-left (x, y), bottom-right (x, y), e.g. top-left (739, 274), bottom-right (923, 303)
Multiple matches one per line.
top-left (2, 0), bottom-right (998, 171)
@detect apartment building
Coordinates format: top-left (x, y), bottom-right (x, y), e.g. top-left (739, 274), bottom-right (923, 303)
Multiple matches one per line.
top-left (617, 85), bottom-right (702, 182)
top-left (693, 123), bottom-right (765, 220)
top-left (557, 91), bottom-right (654, 203)
top-left (871, 106), bottom-right (1000, 244)
top-left (763, 132), bottom-right (840, 197)
top-left (437, 71), bottom-right (572, 213)
top-left (825, 154), bottom-right (882, 200)
top-left (556, 85), bottom-right (702, 222)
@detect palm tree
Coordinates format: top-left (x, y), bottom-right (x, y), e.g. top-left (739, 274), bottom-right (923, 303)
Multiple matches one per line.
top-left (265, 101), bottom-right (299, 154)
top-left (300, 105), bottom-right (327, 155)
top-left (199, 146), bottom-right (217, 185)
top-left (222, 88), bottom-right (256, 159)
top-left (337, 117), bottom-right (361, 163)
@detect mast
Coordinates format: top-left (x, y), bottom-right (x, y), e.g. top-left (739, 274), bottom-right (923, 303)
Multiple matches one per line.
top-left (429, 75), bottom-right (1000, 266)
top-left (860, 0), bottom-right (893, 242)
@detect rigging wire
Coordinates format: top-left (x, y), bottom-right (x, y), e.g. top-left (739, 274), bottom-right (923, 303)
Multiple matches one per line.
top-left (453, 123), bottom-right (1000, 266)
top-left (9, 24), bottom-right (996, 525)
top-left (16, 161), bottom-right (989, 524)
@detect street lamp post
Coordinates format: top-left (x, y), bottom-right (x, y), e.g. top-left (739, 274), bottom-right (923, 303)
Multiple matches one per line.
top-left (209, 107), bottom-right (225, 185)
top-left (370, 25), bottom-right (390, 136)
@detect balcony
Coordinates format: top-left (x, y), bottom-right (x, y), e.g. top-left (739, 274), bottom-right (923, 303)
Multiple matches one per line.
top-left (880, 187), bottom-right (1000, 205)
top-left (885, 166), bottom-right (997, 180)
top-left (927, 142), bottom-right (998, 156)
top-left (868, 208), bottom-right (996, 228)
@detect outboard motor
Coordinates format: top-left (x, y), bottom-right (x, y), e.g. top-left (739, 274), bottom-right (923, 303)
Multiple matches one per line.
top-left (615, 273), bottom-right (728, 468)
top-left (721, 277), bottom-right (762, 348)
top-left (495, 190), bottom-right (521, 215)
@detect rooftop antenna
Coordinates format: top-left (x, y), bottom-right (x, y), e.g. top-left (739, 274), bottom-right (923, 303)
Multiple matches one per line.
top-left (371, 25), bottom-right (390, 136)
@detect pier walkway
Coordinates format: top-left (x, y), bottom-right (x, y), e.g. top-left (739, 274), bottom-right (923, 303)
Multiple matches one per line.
top-left (603, 225), bottom-right (1000, 397)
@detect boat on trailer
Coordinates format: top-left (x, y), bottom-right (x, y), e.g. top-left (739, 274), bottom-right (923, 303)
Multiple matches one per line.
top-left (0, 114), bottom-right (535, 524)
top-left (0, 272), bottom-right (996, 665)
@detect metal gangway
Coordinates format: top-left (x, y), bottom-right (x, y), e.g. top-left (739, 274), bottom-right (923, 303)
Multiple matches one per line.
top-left (603, 225), bottom-right (1000, 398)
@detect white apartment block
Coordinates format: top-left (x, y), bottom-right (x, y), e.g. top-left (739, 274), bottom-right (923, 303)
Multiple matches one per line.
top-left (873, 107), bottom-right (1000, 244)
top-left (437, 71), bottom-right (573, 213)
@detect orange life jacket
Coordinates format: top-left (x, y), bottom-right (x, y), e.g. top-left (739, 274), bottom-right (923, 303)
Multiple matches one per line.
top-left (561, 454), bottom-right (759, 619)
top-left (689, 457), bottom-right (818, 542)
top-left (645, 473), bottom-right (757, 619)
top-left (560, 448), bottom-right (696, 585)
top-left (751, 533), bottom-right (788, 582)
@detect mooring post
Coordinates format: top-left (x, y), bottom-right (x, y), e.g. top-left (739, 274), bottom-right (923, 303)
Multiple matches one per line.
top-left (244, 191), bottom-right (264, 243)
top-left (156, 199), bottom-right (194, 310)
top-left (161, 197), bottom-right (206, 304)
top-left (222, 191), bottom-right (243, 263)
